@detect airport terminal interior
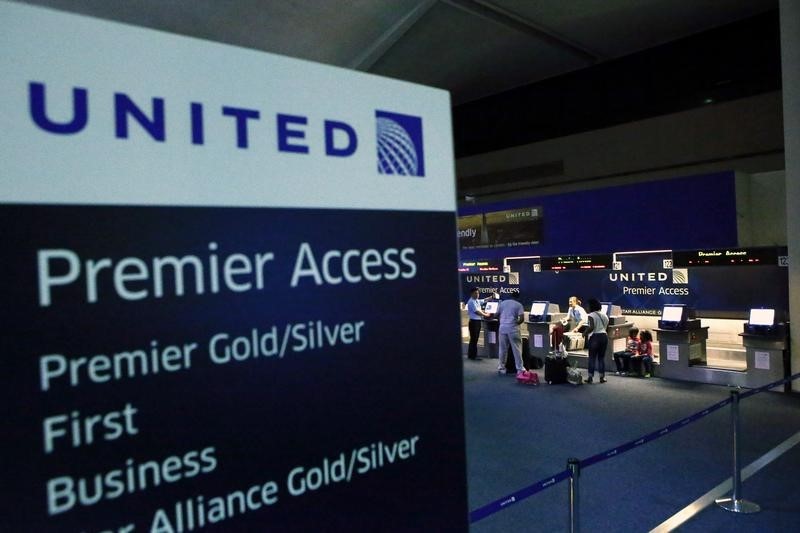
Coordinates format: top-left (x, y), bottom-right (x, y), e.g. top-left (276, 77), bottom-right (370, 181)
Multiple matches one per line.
top-left (6, 1), bottom-right (800, 531)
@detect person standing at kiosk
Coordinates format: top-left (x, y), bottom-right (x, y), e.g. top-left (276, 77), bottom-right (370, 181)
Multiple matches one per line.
top-left (585, 298), bottom-right (609, 384)
top-left (496, 294), bottom-right (526, 375)
top-left (466, 287), bottom-right (491, 360)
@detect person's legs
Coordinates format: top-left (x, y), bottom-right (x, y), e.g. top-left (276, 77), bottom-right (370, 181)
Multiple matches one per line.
top-left (613, 351), bottom-right (623, 373)
top-left (630, 356), bottom-right (642, 376)
top-left (510, 330), bottom-right (524, 373)
top-left (596, 334), bottom-right (608, 380)
top-left (643, 356), bottom-right (653, 376)
top-left (498, 332), bottom-right (510, 372)
top-left (468, 319), bottom-right (481, 359)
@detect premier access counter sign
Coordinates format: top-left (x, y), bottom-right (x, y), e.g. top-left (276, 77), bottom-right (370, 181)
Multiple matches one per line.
top-left (0, 2), bottom-right (467, 531)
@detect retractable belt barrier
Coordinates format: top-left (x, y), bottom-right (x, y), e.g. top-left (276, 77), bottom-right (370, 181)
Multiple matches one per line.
top-left (469, 372), bottom-right (800, 524)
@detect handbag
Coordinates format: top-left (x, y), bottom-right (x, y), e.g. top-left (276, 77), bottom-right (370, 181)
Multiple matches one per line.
top-left (516, 370), bottom-right (540, 386)
top-left (566, 366), bottom-right (583, 386)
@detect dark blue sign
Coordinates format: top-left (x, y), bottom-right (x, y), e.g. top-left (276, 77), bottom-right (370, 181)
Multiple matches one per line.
top-left (463, 249), bottom-right (788, 319)
top-left (458, 171), bottom-right (738, 261)
top-left (0, 205), bottom-right (467, 531)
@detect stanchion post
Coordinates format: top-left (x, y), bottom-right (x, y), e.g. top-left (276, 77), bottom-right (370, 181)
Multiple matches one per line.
top-left (715, 389), bottom-right (761, 513)
top-left (568, 458), bottom-right (580, 532)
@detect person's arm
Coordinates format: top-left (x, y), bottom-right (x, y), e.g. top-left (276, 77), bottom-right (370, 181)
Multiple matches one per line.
top-left (572, 307), bottom-right (588, 332)
top-left (516, 305), bottom-right (524, 325)
top-left (470, 299), bottom-right (490, 318)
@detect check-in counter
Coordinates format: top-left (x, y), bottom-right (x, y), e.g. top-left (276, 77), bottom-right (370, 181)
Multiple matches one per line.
top-left (647, 317), bottom-right (791, 389)
top-left (525, 310), bottom-right (566, 361)
top-left (606, 320), bottom-right (635, 360)
top-left (480, 318), bottom-right (500, 358)
top-left (655, 325), bottom-right (710, 380)
top-left (565, 306), bottom-right (633, 371)
top-left (740, 330), bottom-right (789, 389)
top-left (525, 321), bottom-right (551, 361)
top-left (566, 322), bottom-right (635, 370)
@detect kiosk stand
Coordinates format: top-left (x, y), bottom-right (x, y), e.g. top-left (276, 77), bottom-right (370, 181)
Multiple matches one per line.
top-left (480, 300), bottom-right (500, 358)
top-left (655, 305), bottom-right (709, 380)
top-left (604, 304), bottom-right (634, 369)
top-left (525, 302), bottom-right (562, 362)
top-left (739, 309), bottom-right (789, 389)
top-left (655, 306), bottom-right (792, 389)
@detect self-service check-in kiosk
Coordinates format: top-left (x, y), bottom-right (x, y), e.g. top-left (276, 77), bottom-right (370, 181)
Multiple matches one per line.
top-left (525, 302), bottom-right (562, 361)
top-left (655, 305), bottom-right (708, 380)
top-left (740, 308), bottom-right (789, 389)
top-left (480, 300), bottom-right (500, 358)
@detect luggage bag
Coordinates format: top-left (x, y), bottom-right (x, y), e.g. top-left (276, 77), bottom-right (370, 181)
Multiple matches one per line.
top-left (562, 332), bottom-right (585, 351)
top-left (516, 370), bottom-right (540, 386)
top-left (544, 356), bottom-right (569, 384)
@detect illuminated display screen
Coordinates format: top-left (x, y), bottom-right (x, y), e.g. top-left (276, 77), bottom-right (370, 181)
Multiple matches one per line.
top-left (673, 247), bottom-right (784, 267)
top-left (530, 302), bottom-right (547, 316)
top-left (540, 254), bottom-right (613, 271)
top-left (458, 260), bottom-right (502, 273)
top-left (749, 308), bottom-right (775, 326)
top-left (661, 306), bottom-right (684, 322)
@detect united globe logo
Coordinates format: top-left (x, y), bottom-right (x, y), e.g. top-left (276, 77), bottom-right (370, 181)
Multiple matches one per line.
top-left (672, 268), bottom-right (689, 284)
top-left (375, 110), bottom-right (425, 177)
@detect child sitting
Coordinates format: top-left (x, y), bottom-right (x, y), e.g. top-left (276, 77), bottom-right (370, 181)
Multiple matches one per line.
top-left (631, 330), bottom-right (654, 377)
top-left (613, 327), bottom-right (640, 375)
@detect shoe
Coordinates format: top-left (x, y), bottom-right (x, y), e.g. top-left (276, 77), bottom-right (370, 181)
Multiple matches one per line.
top-left (599, 377), bottom-right (607, 383)
top-left (622, 372), bottom-right (628, 376)
top-left (497, 367), bottom-right (506, 375)
top-left (585, 376), bottom-right (593, 384)
top-left (615, 371), bottom-right (621, 375)
top-left (644, 373), bottom-right (651, 378)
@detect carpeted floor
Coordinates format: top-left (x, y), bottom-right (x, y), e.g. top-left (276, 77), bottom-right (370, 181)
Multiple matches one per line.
top-left (462, 357), bottom-right (800, 532)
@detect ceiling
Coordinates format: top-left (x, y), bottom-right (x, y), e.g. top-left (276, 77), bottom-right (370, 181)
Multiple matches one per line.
top-left (17, 0), bottom-right (778, 105)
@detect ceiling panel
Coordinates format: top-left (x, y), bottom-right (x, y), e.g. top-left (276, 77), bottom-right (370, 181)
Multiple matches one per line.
top-left (14, 0), bottom-right (780, 107)
top-left (369, 1), bottom-right (588, 103)
top-left (19, 0), bottom-right (423, 66)
top-left (492, 0), bottom-right (778, 58)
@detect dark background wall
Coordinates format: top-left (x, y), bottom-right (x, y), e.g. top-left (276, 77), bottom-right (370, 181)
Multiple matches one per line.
top-left (458, 171), bottom-right (738, 262)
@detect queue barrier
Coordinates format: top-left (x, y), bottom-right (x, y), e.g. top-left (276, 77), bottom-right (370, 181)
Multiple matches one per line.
top-left (469, 372), bottom-right (800, 527)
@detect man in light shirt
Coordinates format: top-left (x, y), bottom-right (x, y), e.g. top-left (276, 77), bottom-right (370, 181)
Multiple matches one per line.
top-left (496, 293), bottom-right (525, 375)
top-left (466, 287), bottom-right (491, 360)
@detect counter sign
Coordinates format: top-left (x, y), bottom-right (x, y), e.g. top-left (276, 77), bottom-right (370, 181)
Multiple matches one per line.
top-left (0, 3), bottom-right (467, 531)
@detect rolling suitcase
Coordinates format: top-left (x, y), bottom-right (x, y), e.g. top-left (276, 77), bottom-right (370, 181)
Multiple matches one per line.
top-left (544, 356), bottom-right (568, 384)
top-left (551, 322), bottom-right (565, 351)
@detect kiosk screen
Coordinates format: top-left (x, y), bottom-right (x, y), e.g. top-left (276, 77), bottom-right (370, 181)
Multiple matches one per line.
top-left (602, 302), bottom-right (613, 317)
top-left (529, 301), bottom-right (548, 321)
top-left (662, 306), bottom-right (684, 323)
top-left (749, 308), bottom-right (775, 326)
top-left (484, 301), bottom-right (499, 314)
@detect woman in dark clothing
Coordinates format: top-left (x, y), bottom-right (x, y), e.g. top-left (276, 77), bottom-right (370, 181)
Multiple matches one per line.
top-left (585, 298), bottom-right (609, 384)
